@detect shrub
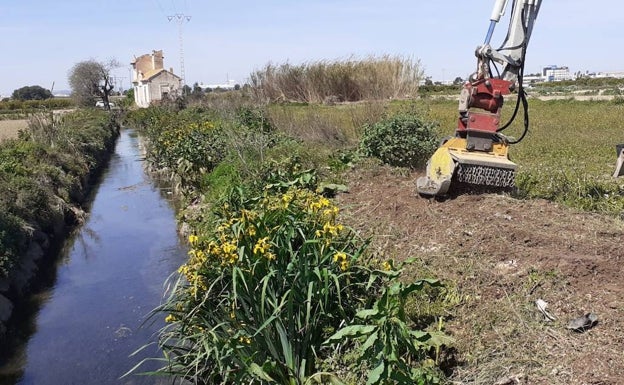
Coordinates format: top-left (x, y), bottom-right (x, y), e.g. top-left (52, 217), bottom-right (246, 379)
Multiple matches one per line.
top-left (236, 106), bottom-right (273, 132)
top-left (0, 98), bottom-right (74, 112)
top-left (359, 112), bottom-right (439, 169)
top-left (326, 271), bottom-right (447, 385)
top-left (138, 112), bottom-right (228, 192)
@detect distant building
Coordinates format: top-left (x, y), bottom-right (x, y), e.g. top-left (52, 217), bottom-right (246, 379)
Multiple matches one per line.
top-left (593, 71), bottom-right (624, 79)
top-left (542, 65), bottom-right (572, 82)
top-left (522, 73), bottom-right (543, 87)
top-left (198, 80), bottom-right (238, 91)
top-left (131, 50), bottom-right (182, 108)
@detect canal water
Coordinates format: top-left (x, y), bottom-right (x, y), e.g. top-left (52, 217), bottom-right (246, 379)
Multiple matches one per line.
top-left (0, 129), bottom-right (187, 384)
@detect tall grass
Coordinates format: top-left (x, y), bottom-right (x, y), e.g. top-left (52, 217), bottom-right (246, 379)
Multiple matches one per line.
top-left (250, 55), bottom-right (423, 104)
top-left (266, 101), bottom-right (388, 147)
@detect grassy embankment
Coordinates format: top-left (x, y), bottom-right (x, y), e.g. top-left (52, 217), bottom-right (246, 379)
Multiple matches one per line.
top-left (0, 109), bottom-right (119, 338)
top-left (129, 56), bottom-right (624, 384)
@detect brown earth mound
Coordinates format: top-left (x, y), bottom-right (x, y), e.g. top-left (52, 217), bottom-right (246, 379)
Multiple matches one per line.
top-left (336, 164), bottom-right (624, 385)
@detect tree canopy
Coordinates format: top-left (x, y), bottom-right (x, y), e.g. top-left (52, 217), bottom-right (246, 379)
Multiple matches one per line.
top-left (68, 59), bottom-right (119, 109)
top-left (12, 85), bottom-right (53, 101)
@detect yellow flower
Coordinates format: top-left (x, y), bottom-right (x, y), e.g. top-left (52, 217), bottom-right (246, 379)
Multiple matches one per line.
top-left (382, 260), bottom-right (392, 271)
top-left (240, 209), bottom-right (257, 223)
top-left (323, 206), bottom-right (340, 217)
top-left (265, 252), bottom-right (276, 261)
top-left (165, 314), bottom-right (177, 323)
top-left (178, 264), bottom-right (190, 275)
top-left (332, 251), bottom-right (349, 270)
top-left (318, 197), bottom-right (331, 207)
top-left (281, 192), bottom-right (294, 206)
top-left (195, 249), bottom-right (206, 263)
top-left (221, 241), bottom-right (238, 256)
top-left (188, 234), bottom-right (199, 245)
top-left (253, 237), bottom-right (270, 255)
top-left (323, 222), bottom-right (340, 236)
top-left (238, 336), bottom-right (252, 344)
top-left (333, 251), bottom-right (347, 262)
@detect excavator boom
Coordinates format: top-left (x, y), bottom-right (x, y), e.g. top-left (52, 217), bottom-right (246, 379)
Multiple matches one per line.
top-left (417, 0), bottom-right (541, 197)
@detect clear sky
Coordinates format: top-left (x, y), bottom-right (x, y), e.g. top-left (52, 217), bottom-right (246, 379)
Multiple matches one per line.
top-left (1, 0), bottom-right (622, 96)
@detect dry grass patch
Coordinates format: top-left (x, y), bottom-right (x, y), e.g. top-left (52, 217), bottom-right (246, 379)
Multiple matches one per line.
top-left (251, 55), bottom-right (423, 104)
top-left (0, 120), bottom-right (27, 141)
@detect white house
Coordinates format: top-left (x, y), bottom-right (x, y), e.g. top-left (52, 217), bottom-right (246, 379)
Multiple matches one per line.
top-left (131, 50), bottom-right (182, 108)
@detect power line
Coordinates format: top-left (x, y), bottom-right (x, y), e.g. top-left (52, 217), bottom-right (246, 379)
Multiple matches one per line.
top-left (168, 13), bottom-right (191, 91)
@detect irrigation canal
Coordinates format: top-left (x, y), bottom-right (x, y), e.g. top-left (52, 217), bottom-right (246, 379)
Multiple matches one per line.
top-left (0, 128), bottom-right (187, 384)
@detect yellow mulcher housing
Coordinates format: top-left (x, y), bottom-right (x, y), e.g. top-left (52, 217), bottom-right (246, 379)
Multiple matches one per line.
top-left (416, 137), bottom-right (516, 196)
top-left (417, 0), bottom-right (541, 197)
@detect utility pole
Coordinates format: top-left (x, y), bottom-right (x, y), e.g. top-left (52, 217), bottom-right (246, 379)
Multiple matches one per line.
top-left (111, 76), bottom-right (127, 94)
top-left (168, 13), bottom-right (191, 94)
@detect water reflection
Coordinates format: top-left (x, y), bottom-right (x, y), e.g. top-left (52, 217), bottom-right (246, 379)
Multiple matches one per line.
top-left (0, 129), bottom-right (186, 385)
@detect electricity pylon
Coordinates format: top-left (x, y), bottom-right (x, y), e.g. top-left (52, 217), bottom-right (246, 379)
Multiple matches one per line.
top-left (168, 13), bottom-right (191, 92)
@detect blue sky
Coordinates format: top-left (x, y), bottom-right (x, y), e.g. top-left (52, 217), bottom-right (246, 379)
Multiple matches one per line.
top-left (1, 0), bottom-right (622, 96)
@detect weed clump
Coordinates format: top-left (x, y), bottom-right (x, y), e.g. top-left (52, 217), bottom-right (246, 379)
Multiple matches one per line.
top-left (359, 112), bottom-right (439, 169)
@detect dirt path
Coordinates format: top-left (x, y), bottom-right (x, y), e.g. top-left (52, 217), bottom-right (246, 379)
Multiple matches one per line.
top-left (336, 164), bottom-right (624, 385)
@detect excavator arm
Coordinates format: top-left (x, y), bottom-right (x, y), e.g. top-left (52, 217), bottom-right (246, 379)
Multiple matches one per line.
top-left (417, 0), bottom-right (541, 197)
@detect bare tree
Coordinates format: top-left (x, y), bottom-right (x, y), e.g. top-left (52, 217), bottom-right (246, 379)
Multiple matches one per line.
top-left (68, 59), bottom-right (119, 109)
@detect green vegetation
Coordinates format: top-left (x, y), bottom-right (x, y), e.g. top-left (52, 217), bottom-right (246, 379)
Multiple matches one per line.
top-left (0, 110), bottom-right (119, 277)
top-left (155, 181), bottom-right (444, 384)
top-left (125, 69), bottom-right (624, 384)
top-left (359, 111), bottom-right (439, 169)
top-left (129, 96), bottom-right (447, 384)
top-left (11, 85), bottom-right (53, 101)
top-left (535, 76), bottom-right (624, 89)
top-left (0, 98), bottom-right (74, 120)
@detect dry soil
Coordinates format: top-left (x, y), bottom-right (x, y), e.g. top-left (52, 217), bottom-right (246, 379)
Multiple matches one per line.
top-left (336, 164), bottom-right (624, 385)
